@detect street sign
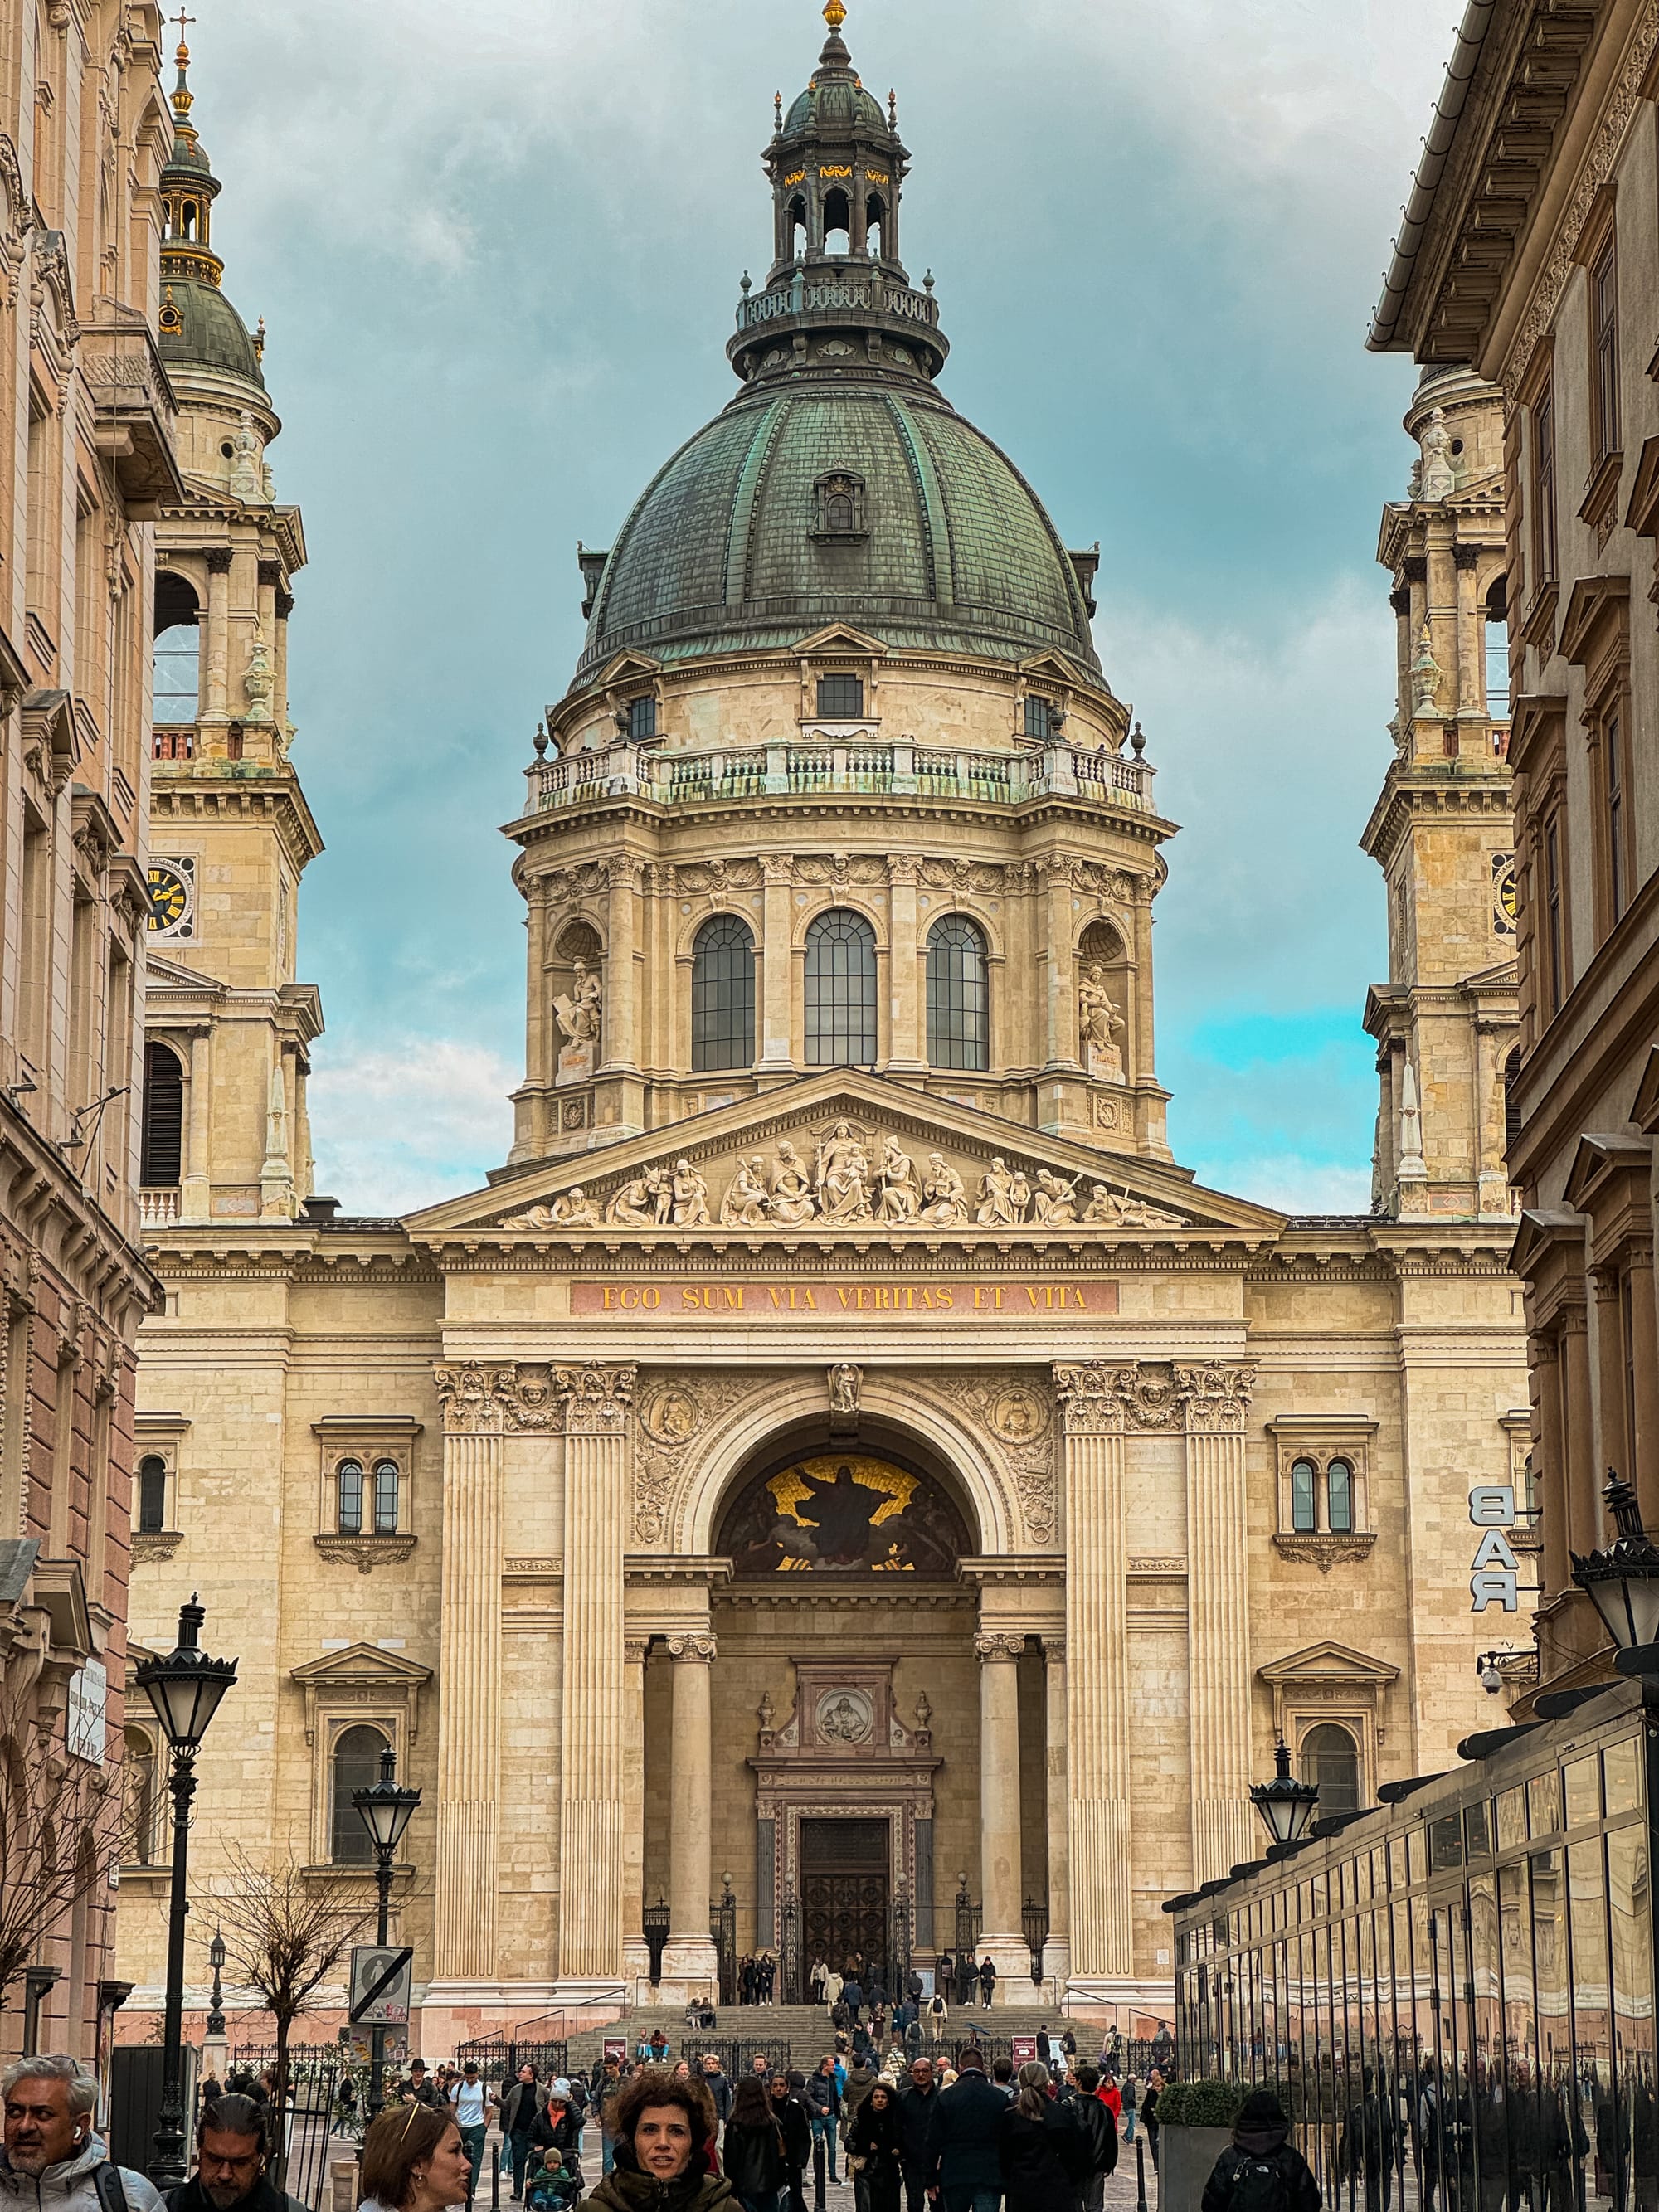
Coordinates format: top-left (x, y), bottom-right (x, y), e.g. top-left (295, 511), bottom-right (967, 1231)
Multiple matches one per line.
top-left (348, 1946), bottom-right (413, 2026)
top-left (1010, 2036), bottom-right (1036, 2064)
top-left (603, 2039), bottom-right (627, 2066)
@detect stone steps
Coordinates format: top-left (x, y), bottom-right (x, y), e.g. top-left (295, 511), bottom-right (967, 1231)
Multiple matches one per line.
top-left (558, 1997), bottom-right (1084, 2076)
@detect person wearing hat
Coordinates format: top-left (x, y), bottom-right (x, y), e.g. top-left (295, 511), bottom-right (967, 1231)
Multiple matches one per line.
top-left (530, 2082), bottom-right (585, 2195)
top-left (448, 2062), bottom-right (494, 2199)
top-left (402, 2061), bottom-right (444, 2112)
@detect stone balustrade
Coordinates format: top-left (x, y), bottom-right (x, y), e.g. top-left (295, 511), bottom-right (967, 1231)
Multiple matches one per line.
top-left (139, 1187), bottom-right (180, 1227)
top-left (525, 734), bottom-right (1155, 818)
top-left (736, 269), bottom-right (941, 333)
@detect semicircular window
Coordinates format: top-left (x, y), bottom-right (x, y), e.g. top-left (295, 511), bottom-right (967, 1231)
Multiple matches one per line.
top-left (718, 1452), bottom-right (971, 1579)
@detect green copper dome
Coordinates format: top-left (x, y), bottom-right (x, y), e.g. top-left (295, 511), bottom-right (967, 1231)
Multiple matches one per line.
top-left (576, 379), bottom-right (1100, 684)
top-left (159, 278), bottom-right (265, 386)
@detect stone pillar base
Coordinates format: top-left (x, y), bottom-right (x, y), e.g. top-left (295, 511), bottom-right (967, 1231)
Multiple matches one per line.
top-left (975, 1934), bottom-right (1036, 2000)
top-left (1041, 1937), bottom-right (1071, 1991)
top-left (661, 1936), bottom-right (718, 1991)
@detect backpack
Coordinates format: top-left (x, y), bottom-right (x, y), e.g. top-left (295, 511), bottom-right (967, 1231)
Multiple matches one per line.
top-left (1228, 2153), bottom-right (1292, 2212)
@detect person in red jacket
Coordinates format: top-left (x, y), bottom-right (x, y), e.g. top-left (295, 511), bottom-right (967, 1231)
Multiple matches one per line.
top-left (1098, 2074), bottom-right (1122, 2132)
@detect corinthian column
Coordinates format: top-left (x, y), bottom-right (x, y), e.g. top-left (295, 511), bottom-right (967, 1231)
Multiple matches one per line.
top-left (758, 854), bottom-right (795, 1075)
top-left (975, 1631), bottom-right (1028, 1999)
top-left (1042, 1637), bottom-right (1069, 1987)
top-left (1054, 1363), bottom-right (1132, 1982)
top-left (664, 1632), bottom-right (719, 1991)
top-left (431, 1365), bottom-right (508, 1983)
top-left (1183, 1362), bottom-right (1258, 1884)
top-left (557, 1364), bottom-right (635, 1991)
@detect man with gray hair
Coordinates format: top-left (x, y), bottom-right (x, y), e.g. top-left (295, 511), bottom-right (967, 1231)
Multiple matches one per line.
top-left (0, 2055), bottom-right (163, 2212)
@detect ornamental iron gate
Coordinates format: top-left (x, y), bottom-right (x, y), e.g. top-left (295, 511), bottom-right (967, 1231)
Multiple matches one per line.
top-left (712, 1879), bottom-right (737, 2005)
top-left (1022, 1898), bottom-right (1050, 1985)
top-left (642, 1899), bottom-right (671, 1987)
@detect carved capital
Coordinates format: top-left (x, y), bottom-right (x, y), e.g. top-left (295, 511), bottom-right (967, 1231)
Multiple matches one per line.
top-left (667, 1631), bottom-right (718, 1663)
top-left (605, 856), bottom-right (644, 894)
top-left (625, 1636), bottom-right (652, 1665)
top-left (557, 1362), bottom-right (636, 1436)
top-left (1053, 1361), bottom-right (1135, 1435)
top-left (435, 1364), bottom-right (508, 1435)
top-left (1041, 1636), bottom-right (1067, 1665)
top-left (257, 559), bottom-right (284, 589)
top-left (761, 853), bottom-right (795, 884)
top-left (887, 853), bottom-right (919, 884)
top-left (1175, 1361), bottom-right (1257, 1433)
top-left (973, 1631), bottom-right (1025, 1662)
top-left (204, 547), bottom-right (234, 576)
top-left (1453, 542), bottom-right (1481, 572)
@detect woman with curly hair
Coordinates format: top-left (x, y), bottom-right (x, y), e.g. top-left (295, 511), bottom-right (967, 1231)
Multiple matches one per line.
top-left (581, 2071), bottom-right (731, 2212)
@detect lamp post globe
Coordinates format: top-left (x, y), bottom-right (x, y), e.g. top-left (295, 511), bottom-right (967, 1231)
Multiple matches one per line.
top-left (352, 1744), bottom-right (421, 2122)
top-left (133, 1596), bottom-right (236, 2189)
top-left (1250, 1738), bottom-right (1320, 1852)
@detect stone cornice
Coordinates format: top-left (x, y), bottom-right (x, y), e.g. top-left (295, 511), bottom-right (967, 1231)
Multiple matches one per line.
top-left (1359, 771), bottom-right (1513, 864)
top-left (149, 769), bottom-right (324, 873)
top-left (0, 1111), bottom-right (159, 1329)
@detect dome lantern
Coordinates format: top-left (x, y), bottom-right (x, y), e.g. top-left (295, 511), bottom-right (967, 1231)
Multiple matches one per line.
top-left (731, 1), bottom-right (947, 386)
top-left (156, 22), bottom-right (265, 389)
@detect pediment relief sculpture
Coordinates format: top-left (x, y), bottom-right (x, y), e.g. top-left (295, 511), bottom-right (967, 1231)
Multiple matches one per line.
top-left (499, 1116), bottom-right (1190, 1236)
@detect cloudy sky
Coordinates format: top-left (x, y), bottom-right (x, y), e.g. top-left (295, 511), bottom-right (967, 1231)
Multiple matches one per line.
top-left (187, 0), bottom-right (1455, 1217)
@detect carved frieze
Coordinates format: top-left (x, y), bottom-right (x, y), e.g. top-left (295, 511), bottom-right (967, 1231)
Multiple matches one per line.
top-left (435, 1360), bottom-right (632, 1435)
top-left (1271, 1533), bottom-right (1378, 1573)
top-left (1053, 1359), bottom-right (1256, 1435)
top-left (312, 1534), bottom-right (418, 1575)
top-left (632, 1372), bottom-right (769, 1542)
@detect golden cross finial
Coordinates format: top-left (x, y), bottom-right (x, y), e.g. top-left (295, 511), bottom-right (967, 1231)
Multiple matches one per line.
top-left (824, 0), bottom-right (847, 30)
top-left (172, 7), bottom-right (195, 56)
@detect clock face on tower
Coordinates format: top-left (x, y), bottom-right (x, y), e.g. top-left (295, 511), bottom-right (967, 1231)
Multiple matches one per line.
top-left (146, 859), bottom-right (194, 939)
top-left (1492, 853), bottom-right (1516, 937)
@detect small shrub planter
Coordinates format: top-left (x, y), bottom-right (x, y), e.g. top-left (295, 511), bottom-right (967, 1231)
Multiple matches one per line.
top-left (1155, 2083), bottom-right (1243, 2212)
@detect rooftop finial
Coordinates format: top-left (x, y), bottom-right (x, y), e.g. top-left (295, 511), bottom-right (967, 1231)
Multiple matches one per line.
top-left (888, 88), bottom-right (898, 129)
top-left (170, 8), bottom-right (196, 121)
top-left (775, 89), bottom-right (783, 132)
top-left (824, 0), bottom-right (847, 28)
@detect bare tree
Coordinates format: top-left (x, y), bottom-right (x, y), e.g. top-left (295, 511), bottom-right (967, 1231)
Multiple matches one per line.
top-left (212, 1847), bottom-right (380, 2140)
top-left (0, 1681), bottom-right (135, 2010)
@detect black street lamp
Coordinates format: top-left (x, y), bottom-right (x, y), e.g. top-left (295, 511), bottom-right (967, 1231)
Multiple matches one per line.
top-left (134, 1596), bottom-right (237, 2189)
top-left (1571, 1474), bottom-right (1659, 1668)
top-left (352, 1744), bottom-right (421, 2122)
top-left (206, 1929), bottom-right (226, 2039)
top-left (1249, 1738), bottom-right (1319, 1853)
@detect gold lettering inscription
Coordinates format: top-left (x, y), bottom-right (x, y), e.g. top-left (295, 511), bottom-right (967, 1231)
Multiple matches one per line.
top-left (571, 1279), bottom-right (1117, 1320)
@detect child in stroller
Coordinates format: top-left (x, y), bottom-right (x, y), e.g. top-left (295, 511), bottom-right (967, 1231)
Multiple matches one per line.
top-left (524, 2150), bottom-right (581, 2212)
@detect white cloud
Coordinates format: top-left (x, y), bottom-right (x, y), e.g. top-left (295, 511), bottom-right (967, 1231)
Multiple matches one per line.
top-left (307, 1036), bottom-right (517, 1217)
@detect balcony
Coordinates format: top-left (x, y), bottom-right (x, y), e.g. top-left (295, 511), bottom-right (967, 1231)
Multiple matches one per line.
top-left (78, 322), bottom-right (184, 515)
top-left (525, 734), bottom-right (1155, 819)
top-left (139, 1188), bottom-right (180, 1228)
top-left (735, 268), bottom-right (941, 336)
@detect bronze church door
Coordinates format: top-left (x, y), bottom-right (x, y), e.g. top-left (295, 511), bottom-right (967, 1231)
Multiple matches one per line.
top-left (801, 1816), bottom-right (889, 1978)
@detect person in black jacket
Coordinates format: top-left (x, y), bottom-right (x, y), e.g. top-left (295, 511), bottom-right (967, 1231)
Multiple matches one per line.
top-left (1199, 2089), bottom-right (1321, 2212)
top-left (164, 2094), bottom-right (309, 2212)
top-left (805, 2059), bottom-right (842, 2184)
top-left (848, 2083), bottom-right (907, 2212)
top-left (724, 2077), bottom-right (786, 2212)
top-left (770, 2075), bottom-right (813, 2212)
top-left (927, 2049), bottom-right (1005, 2212)
top-left (528, 2083), bottom-right (585, 2197)
top-left (896, 2059), bottom-right (941, 2212)
top-left (1071, 2069), bottom-right (1119, 2212)
top-left (999, 2064), bottom-right (1091, 2212)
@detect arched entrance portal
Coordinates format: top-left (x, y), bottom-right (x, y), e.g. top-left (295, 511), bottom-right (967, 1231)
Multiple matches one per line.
top-left (630, 1414), bottom-right (1059, 2006)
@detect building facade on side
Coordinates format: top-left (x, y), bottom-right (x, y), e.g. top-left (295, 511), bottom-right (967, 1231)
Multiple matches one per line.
top-left (0, 2), bottom-right (175, 2064)
top-left (1370, 0), bottom-right (1659, 1703)
top-left (1169, 1680), bottom-right (1657, 2212)
top-left (120, 9), bottom-right (1530, 2047)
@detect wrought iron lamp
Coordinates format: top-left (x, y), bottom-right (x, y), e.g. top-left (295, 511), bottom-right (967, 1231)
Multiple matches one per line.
top-left (205, 1929), bottom-right (226, 2039)
top-left (1249, 1738), bottom-right (1319, 1851)
top-left (134, 1596), bottom-right (237, 2188)
top-left (352, 1744), bottom-right (421, 2122)
top-left (1571, 1474), bottom-right (1659, 1670)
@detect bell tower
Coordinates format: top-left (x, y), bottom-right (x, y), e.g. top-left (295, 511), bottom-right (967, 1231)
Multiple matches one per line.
top-left (138, 32), bottom-right (321, 1228)
top-left (1363, 364), bottom-right (1519, 1219)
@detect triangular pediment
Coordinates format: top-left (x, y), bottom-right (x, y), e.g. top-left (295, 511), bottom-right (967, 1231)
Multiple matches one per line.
top-left (403, 1071), bottom-right (1286, 1244)
top-left (1632, 1046), bottom-right (1659, 1136)
top-left (792, 623), bottom-right (887, 659)
top-left (1258, 1641), bottom-right (1399, 1688)
top-left (289, 1641), bottom-right (433, 1690)
top-left (1563, 1130), bottom-right (1652, 1211)
top-left (145, 951), bottom-right (224, 995)
top-left (1462, 958), bottom-right (1519, 991)
top-left (593, 650), bottom-right (663, 687)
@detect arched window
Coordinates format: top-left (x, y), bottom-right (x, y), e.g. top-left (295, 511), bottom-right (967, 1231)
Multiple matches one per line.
top-left (153, 570), bottom-right (201, 722)
top-left (337, 1458), bottom-right (365, 1536)
top-left (124, 1725), bottom-right (158, 1864)
top-left (816, 673), bottom-right (864, 719)
top-left (691, 916), bottom-right (755, 1072)
top-left (787, 196), bottom-right (807, 260)
top-left (1326, 1458), bottom-right (1354, 1534)
top-left (1300, 1723), bottom-right (1360, 1817)
top-left (823, 187), bottom-right (851, 252)
top-left (927, 916), bottom-right (989, 1072)
top-left (1485, 577), bottom-right (1511, 725)
top-left (866, 195), bottom-right (885, 258)
top-left (140, 1041), bottom-right (183, 1187)
top-left (372, 1459), bottom-right (400, 1536)
top-left (805, 910), bottom-right (878, 1067)
top-left (137, 1454), bottom-right (167, 1535)
top-left (1290, 1458), bottom-right (1316, 1533)
top-left (330, 1724), bottom-right (389, 1864)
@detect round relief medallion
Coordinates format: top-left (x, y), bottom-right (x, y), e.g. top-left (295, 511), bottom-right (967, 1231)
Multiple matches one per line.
top-left (640, 1385), bottom-right (701, 1447)
top-left (815, 1688), bottom-right (874, 1746)
top-left (990, 1384), bottom-right (1050, 1444)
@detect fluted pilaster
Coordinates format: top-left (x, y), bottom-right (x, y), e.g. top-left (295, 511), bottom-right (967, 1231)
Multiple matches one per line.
top-left (1054, 1364), bottom-right (1132, 1980)
top-left (1182, 1363), bottom-right (1258, 1884)
top-left (557, 1363), bottom-right (636, 1983)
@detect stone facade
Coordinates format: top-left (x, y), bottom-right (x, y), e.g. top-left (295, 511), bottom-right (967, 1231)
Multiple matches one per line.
top-left (117, 8), bottom-right (1530, 2044)
top-left (1371, 0), bottom-right (1659, 1702)
top-left (0, 0), bottom-right (173, 2065)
